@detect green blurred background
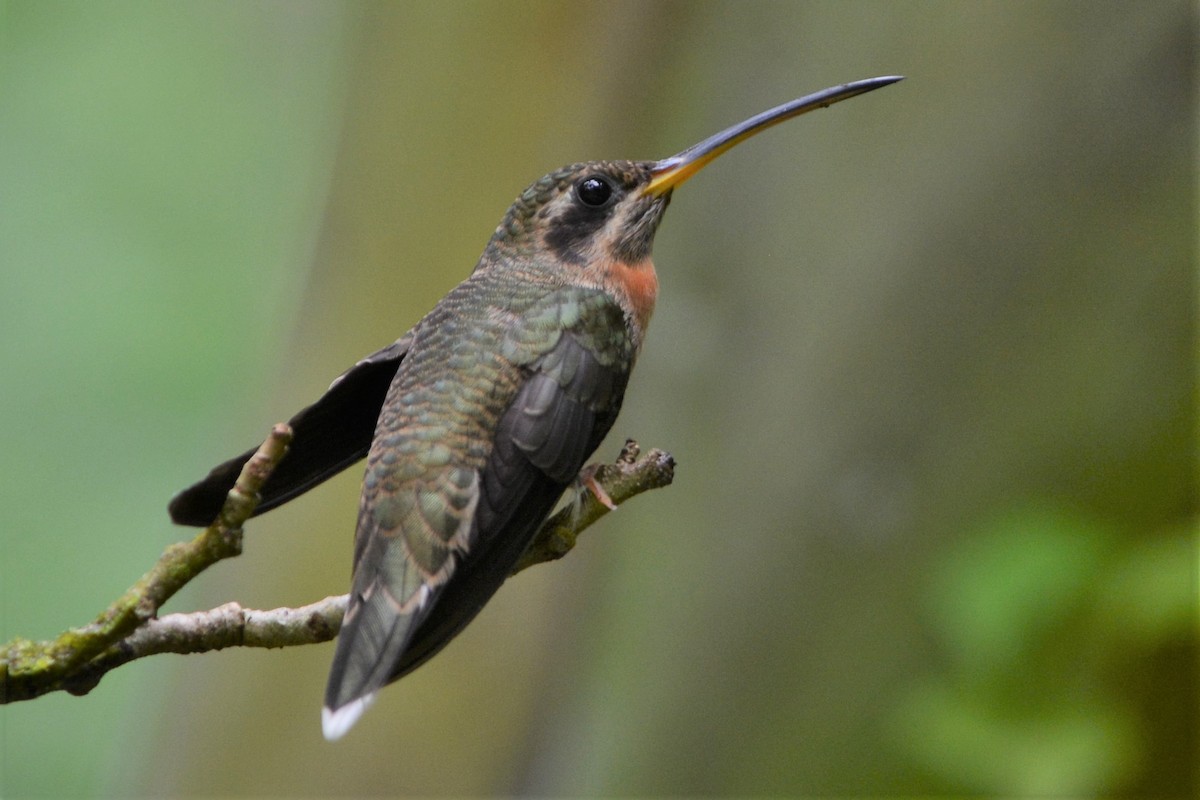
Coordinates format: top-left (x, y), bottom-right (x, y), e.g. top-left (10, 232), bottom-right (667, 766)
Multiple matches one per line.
top-left (1, 1), bottom-right (1194, 796)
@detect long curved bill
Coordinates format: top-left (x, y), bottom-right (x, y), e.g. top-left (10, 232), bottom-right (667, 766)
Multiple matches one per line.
top-left (644, 75), bottom-right (903, 196)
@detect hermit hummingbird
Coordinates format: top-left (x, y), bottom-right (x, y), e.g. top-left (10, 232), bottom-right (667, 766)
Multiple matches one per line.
top-left (169, 75), bottom-right (902, 740)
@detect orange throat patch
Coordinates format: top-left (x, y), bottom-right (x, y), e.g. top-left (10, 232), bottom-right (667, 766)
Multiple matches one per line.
top-left (600, 257), bottom-right (659, 335)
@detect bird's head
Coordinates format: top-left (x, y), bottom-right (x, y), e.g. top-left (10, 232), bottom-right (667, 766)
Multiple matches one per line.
top-left (485, 75), bottom-right (902, 272)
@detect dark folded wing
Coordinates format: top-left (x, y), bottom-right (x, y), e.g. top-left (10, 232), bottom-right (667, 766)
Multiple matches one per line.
top-left (389, 331), bottom-right (628, 681)
top-left (167, 336), bottom-right (410, 526)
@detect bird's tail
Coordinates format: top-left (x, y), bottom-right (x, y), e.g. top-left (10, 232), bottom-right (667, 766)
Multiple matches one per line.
top-left (322, 588), bottom-right (421, 741)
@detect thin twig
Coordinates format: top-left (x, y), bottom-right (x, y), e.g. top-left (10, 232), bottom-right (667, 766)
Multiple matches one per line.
top-left (0, 435), bottom-right (673, 703)
top-left (0, 424), bottom-right (293, 702)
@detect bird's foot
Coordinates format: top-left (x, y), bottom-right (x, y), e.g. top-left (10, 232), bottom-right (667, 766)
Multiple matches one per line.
top-left (579, 464), bottom-right (617, 512)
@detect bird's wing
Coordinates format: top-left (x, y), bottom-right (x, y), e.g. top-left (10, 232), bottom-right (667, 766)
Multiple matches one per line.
top-left (322, 323), bottom-right (629, 739)
top-left (392, 331), bottom-right (625, 677)
top-left (167, 335), bottom-right (411, 526)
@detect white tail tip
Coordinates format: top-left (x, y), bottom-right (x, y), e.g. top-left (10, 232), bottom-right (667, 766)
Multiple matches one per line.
top-left (322, 694), bottom-right (375, 741)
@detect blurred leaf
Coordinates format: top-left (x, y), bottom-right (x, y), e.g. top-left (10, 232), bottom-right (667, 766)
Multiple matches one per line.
top-left (926, 505), bottom-right (1114, 676)
top-left (895, 680), bottom-right (1137, 794)
top-left (895, 506), bottom-right (1194, 794)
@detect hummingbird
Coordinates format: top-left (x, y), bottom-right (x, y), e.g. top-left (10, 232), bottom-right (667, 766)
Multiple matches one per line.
top-left (168, 75), bottom-right (902, 740)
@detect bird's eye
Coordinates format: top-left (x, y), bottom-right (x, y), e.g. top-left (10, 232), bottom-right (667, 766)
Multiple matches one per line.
top-left (576, 176), bottom-right (613, 207)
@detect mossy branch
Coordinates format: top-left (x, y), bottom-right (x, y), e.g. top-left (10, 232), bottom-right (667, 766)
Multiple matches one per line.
top-left (0, 432), bottom-right (673, 704)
